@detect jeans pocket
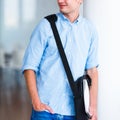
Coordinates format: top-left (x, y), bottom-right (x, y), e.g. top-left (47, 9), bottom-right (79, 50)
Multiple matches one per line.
top-left (31, 109), bottom-right (51, 120)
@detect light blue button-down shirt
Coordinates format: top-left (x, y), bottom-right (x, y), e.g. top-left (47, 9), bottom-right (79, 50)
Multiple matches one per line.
top-left (22, 12), bottom-right (98, 115)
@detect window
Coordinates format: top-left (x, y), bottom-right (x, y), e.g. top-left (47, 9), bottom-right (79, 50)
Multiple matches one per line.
top-left (22, 0), bottom-right (36, 22)
top-left (4, 0), bottom-right (37, 28)
top-left (4, 0), bottom-right (19, 27)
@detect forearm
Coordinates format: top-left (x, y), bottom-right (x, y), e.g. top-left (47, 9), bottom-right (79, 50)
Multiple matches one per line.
top-left (87, 67), bottom-right (98, 109)
top-left (24, 70), bottom-right (41, 104)
top-left (23, 70), bottom-right (53, 113)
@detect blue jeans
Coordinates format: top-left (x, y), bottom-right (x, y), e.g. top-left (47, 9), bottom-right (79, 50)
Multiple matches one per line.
top-left (31, 109), bottom-right (76, 120)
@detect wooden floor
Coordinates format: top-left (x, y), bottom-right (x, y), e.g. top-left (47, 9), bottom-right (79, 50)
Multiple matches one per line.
top-left (0, 68), bottom-right (31, 120)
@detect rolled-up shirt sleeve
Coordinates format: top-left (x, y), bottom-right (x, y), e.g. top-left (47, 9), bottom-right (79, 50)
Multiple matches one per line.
top-left (21, 21), bottom-right (47, 73)
top-left (85, 26), bottom-right (99, 70)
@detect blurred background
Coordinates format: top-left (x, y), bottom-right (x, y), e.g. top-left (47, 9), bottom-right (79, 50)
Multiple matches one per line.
top-left (1, 0), bottom-right (120, 120)
top-left (0, 0), bottom-right (58, 120)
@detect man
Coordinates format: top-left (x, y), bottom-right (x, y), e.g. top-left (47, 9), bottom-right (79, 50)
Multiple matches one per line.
top-left (22, 0), bottom-right (98, 120)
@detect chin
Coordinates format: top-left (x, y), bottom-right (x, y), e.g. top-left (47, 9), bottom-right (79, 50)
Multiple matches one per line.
top-left (60, 9), bottom-right (68, 14)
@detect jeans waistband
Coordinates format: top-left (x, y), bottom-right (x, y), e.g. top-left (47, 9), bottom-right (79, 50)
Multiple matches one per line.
top-left (31, 109), bottom-right (75, 120)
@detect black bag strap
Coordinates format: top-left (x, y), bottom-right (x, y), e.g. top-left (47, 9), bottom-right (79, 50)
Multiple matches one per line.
top-left (45, 14), bottom-right (78, 97)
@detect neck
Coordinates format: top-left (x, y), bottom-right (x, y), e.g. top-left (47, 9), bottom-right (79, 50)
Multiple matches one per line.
top-left (64, 10), bottom-right (80, 23)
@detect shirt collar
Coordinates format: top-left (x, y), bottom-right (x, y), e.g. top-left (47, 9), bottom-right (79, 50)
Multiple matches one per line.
top-left (57, 12), bottom-right (83, 24)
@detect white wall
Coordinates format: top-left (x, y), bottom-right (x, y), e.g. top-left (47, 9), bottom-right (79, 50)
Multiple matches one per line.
top-left (83, 0), bottom-right (120, 120)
